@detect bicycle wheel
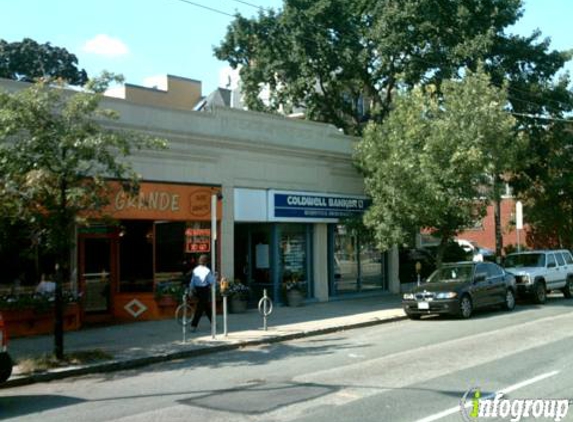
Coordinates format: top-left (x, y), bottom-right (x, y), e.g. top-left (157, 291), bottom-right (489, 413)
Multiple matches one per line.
top-left (175, 304), bottom-right (194, 326)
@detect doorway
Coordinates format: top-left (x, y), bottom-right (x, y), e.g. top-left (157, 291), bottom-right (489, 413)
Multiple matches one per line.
top-left (78, 235), bottom-right (117, 320)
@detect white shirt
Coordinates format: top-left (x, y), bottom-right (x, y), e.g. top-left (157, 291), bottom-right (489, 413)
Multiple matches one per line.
top-left (190, 265), bottom-right (214, 288)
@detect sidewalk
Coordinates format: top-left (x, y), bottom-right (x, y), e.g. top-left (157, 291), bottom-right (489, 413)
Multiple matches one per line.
top-left (3, 294), bottom-right (405, 388)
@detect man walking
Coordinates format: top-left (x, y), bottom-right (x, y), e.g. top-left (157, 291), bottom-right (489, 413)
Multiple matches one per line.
top-left (189, 254), bottom-right (215, 332)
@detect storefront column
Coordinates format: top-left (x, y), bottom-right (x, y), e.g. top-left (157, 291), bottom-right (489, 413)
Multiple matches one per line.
top-left (313, 223), bottom-right (328, 302)
top-left (221, 185), bottom-right (235, 281)
top-left (388, 245), bottom-right (400, 293)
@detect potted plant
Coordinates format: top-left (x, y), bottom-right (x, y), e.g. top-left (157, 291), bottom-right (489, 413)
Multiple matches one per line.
top-left (154, 281), bottom-right (185, 308)
top-left (226, 279), bottom-right (250, 313)
top-left (283, 273), bottom-right (306, 307)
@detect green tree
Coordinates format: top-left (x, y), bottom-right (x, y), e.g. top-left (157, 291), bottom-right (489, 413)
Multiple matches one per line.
top-left (513, 122), bottom-right (573, 249)
top-left (216, 0), bottom-right (572, 253)
top-left (0, 74), bottom-right (166, 359)
top-left (215, 0), bottom-right (524, 135)
top-left (355, 69), bottom-right (518, 266)
top-left (0, 38), bottom-right (88, 85)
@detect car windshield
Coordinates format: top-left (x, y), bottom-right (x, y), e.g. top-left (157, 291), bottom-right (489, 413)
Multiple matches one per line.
top-left (504, 253), bottom-right (545, 268)
top-left (427, 265), bottom-right (474, 283)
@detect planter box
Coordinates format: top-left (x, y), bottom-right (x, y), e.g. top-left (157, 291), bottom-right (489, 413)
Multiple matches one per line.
top-left (156, 295), bottom-right (179, 308)
top-left (286, 290), bottom-right (305, 307)
top-left (229, 297), bottom-right (248, 313)
top-left (0, 303), bottom-right (81, 338)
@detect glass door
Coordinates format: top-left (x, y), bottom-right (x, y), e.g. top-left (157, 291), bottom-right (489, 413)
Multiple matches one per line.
top-left (79, 236), bottom-right (115, 314)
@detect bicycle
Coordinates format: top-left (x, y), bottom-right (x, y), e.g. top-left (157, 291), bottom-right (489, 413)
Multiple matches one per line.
top-left (175, 288), bottom-right (195, 326)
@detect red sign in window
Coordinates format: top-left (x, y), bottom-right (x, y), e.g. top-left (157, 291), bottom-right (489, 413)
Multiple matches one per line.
top-left (185, 228), bottom-right (211, 253)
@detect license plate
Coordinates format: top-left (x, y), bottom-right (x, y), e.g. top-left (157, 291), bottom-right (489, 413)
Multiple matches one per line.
top-left (417, 301), bottom-right (429, 310)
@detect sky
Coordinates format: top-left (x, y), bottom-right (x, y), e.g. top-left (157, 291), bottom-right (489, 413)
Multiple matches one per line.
top-left (1, 0), bottom-right (571, 95)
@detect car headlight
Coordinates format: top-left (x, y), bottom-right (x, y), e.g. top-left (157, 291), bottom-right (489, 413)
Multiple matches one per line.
top-left (435, 292), bottom-right (457, 299)
top-left (403, 293), bottom-right (414, 300)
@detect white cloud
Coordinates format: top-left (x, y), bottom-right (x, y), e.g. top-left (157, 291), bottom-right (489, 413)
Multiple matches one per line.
top-left (82, 34), bottom-right (129, 58)
top-left (142, 75), bottom-right (168, 90)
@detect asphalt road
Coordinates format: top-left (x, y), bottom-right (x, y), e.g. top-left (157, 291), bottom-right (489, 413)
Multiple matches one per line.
top-left (1, 296), bottom-right (573, 422)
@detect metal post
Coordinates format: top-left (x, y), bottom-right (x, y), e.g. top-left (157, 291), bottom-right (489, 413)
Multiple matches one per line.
top-left (223, 295), bottom-right (228, 337)
top-left (258, 289), bottom-right (273, 331)
top-left (211, 193), bottom-right (217, 340)
top-left (182, 290), bottom-right (187, 343)
top-left (516, 200), bottom-right (523, 253)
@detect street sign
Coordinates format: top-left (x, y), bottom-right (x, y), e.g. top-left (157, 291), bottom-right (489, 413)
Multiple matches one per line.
top-left (516, 201), bottom-right (523, 230)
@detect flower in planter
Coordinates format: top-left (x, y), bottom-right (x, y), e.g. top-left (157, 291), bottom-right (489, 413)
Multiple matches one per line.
top-left (0, 290), bottom-right (79, 312)
top-left (225, 280), bottom-right (250, 301)
top-left (282, 272), bottom-right (307, 293)
top-left (154, 281), bottom-right (186, 304)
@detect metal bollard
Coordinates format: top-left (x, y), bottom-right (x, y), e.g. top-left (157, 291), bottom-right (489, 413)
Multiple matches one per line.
top-left (182, 289), bottom-right (188, 343)
top-left (258, 289), bottom-right (273, 331)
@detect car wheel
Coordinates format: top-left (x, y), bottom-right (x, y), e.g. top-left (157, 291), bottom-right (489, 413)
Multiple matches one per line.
top-left (533, 281), bottom-right (547, 304)
top-left (503, 289), bottom-right (516, 311)
top-left (0, 352), bottom-right (13, 383)
top-left (562, 277), bottom-right (573, 299)
top-left (458, 295), bottom-right (473, 319)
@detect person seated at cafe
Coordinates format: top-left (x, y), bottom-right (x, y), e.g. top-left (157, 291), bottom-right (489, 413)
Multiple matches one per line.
top-left (35, 274), bottom-right (56, 295)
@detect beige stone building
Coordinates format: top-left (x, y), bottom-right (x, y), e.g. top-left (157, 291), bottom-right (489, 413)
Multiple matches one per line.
top-left (0, 75), bottom-right (398, 327)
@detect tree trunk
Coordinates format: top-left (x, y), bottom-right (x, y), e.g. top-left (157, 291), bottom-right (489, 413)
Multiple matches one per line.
top-left (54, 262), bottom-right (64, 360)
top-left (435, 235), bottom-right (448, 270)
top-left (54, 177), bottom-right (69, 360)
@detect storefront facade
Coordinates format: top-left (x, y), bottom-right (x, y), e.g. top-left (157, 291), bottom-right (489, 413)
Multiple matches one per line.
top-left (77, 182), bottom-right (222, 323)
top-left (234, 189), bottom-right (390, 305)
top-left (0, 76), bottom-right (400, 331)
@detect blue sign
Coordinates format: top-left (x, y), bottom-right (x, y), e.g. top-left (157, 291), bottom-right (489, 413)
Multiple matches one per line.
top-left (273, 193), bottom-right (370, 220)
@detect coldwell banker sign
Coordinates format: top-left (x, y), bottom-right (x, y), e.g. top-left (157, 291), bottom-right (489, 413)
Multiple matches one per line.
top-left (269, 190), bottom-right (370, 222)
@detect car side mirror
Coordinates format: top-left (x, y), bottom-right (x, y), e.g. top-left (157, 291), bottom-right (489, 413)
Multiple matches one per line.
top-left (474, 273), bottom-right (486, 283)
top-left (547, 262), bottom-right (556, 268)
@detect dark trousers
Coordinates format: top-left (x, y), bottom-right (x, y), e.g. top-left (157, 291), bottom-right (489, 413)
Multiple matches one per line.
top-left (191, 285), bottom-right (212, 328)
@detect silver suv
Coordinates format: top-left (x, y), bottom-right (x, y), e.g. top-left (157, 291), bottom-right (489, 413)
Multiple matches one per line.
top-left (503, 250), bottom-right (573, 304)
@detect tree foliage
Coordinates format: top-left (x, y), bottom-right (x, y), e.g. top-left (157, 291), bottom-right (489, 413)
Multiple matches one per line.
top-left (514, 122), bottom-right (573, 249)
top-left (0, 38), bottom-right (88, 85)
top-left (355, 69), bottom-right (519, 265)
top-left (216, 0), bottom-right (573, 247)
top-left (0, 74), bottom-right (166, 358)
top-left (215, 0), bottom-right (536, 135)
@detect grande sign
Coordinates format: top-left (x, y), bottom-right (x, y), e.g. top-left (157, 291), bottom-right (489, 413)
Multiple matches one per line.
top-left (106, 182), bottom-right (222, 221)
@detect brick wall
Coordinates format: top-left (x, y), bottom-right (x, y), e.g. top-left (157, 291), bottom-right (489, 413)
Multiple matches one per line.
top-left (456, 198), bottom-right (528, 252)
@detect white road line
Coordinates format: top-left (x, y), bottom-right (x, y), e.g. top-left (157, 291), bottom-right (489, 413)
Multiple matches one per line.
top-left (413, 370), bottom-right (560, 422)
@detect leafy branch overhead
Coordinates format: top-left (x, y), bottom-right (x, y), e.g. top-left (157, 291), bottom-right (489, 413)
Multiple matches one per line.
top-left (215, 0), bottom-right (570, 136)
top-left (0, 73), bottom-right (166, 240)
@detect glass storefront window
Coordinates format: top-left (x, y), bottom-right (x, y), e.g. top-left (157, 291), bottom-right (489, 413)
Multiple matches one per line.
top-left (333, 225), bottom-right (359, 294)
top-left (360, 241), bottom-right (386, 291)
top-left (118, 220), bottom-right (215, 293)
top-left (234, 223), bottom-right (272, 302)
top-left (331, 224), bottom-right (387, 295)
top-left (118, 220), bottom-right (154, 292)
top-left (155, 222), bottom-right (185, 273)
top-left (279, 224), bottom-right (309, 296)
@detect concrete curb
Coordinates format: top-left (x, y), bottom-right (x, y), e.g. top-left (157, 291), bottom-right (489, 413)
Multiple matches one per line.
top-left (1, 314), bottom-right (407, 389)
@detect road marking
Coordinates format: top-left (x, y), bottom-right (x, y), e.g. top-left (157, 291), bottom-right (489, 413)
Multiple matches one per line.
top-left (413, 370), bottom-right (560, 422)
